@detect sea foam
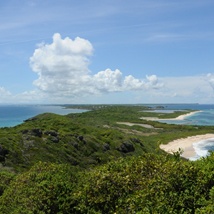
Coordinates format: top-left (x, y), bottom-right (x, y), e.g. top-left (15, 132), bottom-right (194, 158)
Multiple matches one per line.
top-left (190, 138), bottom-right (214, 161)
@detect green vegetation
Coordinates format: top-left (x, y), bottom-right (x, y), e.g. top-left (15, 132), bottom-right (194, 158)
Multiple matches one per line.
top-left (0, 105), bottom-right (214, 213)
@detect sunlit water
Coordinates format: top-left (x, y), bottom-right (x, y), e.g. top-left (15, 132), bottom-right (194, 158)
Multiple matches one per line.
top-left (144, 104), bottom-right (214, 160)
top-left (0, 105), bottom-right (87, 127)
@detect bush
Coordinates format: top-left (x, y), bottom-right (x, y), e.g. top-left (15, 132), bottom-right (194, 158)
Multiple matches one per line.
top-left (72, 153), bottom-right (214, 213)
top-left (0, 162), bottom-right (76, 214)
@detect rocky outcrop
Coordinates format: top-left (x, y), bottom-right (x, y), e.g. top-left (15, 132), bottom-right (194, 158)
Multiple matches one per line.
top-left (117, 141), bottom-right (135, 153)
top-left (77, 135), bottom-right (86, 144)
top-left (23, 117), bottom-right (38, 122)
top-left (103, 143), bottom-right (110, 151)
top-left (0, 145), bottom-right (9, 162)
top-left (131, 138), bottom-right (145, 147)
top-left (77, 135), bottom-right (84, 141)
top-left (21, 129), bottom-right (60, 143)
top-left (44, 130), bottom-right (59, 143)
top-left (31, 129), bottom-right (43, 137)
top-left (44, 130), bottom-right (58, 137)
top-left (21, 129), bottom-right (42, 137)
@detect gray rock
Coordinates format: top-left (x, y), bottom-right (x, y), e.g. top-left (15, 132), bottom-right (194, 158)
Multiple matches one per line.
top-left (44, 130), bottom-right (58, 137)
top-left (103, 143), bottom-right (110, 151)
top-left (0, 145), bottom-right (9, 162)
top-left (117, 141), bottom-right (135, 153)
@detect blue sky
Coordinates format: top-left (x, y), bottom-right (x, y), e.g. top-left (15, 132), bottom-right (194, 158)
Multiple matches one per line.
top-left (1, 0), bottom-right (214, 104)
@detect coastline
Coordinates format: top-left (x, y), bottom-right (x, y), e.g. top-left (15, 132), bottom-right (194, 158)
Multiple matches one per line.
top-left (0, 105), bottom-right (87, 128)
top-left (168, 110), bottom-right (202, 121)
top-left (160, 133), bottom-right (214, 160)
top-left (141, 110), bottom-right (201, 121)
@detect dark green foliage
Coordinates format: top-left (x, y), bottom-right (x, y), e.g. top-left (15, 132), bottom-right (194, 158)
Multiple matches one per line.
top-left (0, 105), bottom-right (213, 213)
top-left (0, 113), bottom-right (141, 171)
top-left (0, 162), bottom-right (76, 214)
top-left (72, 153), bottom-right (214, 214)
top-left (0, 105), bottom-right (213, 172)
top-left (0, 168), bottom-right (15, 196)
top-left (1, 153), bottom-right (214, 213)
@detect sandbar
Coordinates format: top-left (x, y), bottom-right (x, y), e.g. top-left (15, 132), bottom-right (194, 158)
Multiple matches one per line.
top-left (141, 110), bottom-right (201, 121)
top-left (160, 133), bottom-right (214, 159)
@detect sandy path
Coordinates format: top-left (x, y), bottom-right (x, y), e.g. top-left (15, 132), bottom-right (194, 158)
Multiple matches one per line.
top-left (117, 122), bottom-right (156, 129)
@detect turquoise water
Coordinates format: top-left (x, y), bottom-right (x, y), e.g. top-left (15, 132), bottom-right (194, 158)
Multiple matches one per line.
top-left (154, 110), bottom-right (214, 126)
top-left (145, 104), bottom-right (214, 160)
top-left (0, 105), bottom-right (88, 128)
top-left (144, 104), bottom-right (214, 126)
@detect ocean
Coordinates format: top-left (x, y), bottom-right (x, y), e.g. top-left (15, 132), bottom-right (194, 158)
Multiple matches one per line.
top-left (0, 105), bottom-right (88, 128)
top-left (145, 104), bottom-right (214, 160)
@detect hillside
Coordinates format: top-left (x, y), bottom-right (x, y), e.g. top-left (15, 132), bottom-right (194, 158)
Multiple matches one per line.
top-left (0, 105), bottom-right (214, 213)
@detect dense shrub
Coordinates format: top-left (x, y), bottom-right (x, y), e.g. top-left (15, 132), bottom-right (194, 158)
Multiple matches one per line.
top-left (0, 162), bottom-right (76, 214)
top-left (71, 153), bottom-right (214, 213)
top-left (0, 106), bottom-right (214, 213)
top-left (0, 153), bottom-right (214, 213)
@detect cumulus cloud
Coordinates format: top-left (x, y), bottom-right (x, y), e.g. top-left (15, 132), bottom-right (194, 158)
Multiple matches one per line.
top-left (0, 87), bottom-right (11, 96)
top-left (93, 69), bottom-right (162, 92)
top-left (207, 73), bottom-right (214, 90)
top-left (0, 86), bottom-right (13, 103)
top-left (0, 86), bottom-right (44, 104)
top-left (155, 75), bottom-right (214, 103)
top-left (30, 33), bottom-right (163, 99)
top-left (145, 75), bottom-right (163, 89)
top-left (127, 74), bottom-right (214, 104)
top-left (30, 33), bottom-right (93, 94)
top-left (92, 69), bottom-right (123, 92)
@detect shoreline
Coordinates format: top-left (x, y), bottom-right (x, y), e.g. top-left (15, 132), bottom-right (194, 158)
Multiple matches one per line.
top-left (169, 110), bottom-right (202, 121)
top-left (160, 133), bottom-right (214, 159)
top-left (141, 110), bottom-right (201, 121)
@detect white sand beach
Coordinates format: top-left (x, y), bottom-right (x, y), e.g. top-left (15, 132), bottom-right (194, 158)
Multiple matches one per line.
top-left (169, 111), bottom-right (202, 120)
top-left (160, 133), bottom-right (214, 159)
top-left (141, 110), bottom-right (201, 121)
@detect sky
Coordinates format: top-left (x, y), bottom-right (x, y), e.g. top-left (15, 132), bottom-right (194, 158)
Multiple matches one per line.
top-left (1, 0), bottom-right (214, 104)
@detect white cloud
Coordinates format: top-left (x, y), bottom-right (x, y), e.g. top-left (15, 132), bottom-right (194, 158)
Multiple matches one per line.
top-left (30, 33), bottom-right (93, 81)
top-left (0, 86), bottom-right (13, 103)
top-left (27, 33), bottom-right (214, 104)
top-left (0, 87), bottom-right (44, 104)
top-left (118, 74), bottom-right (214, 104)
top-left (30, 33), bottom-right (94, 96)
top-left (146, 75), bottom-right (214, 103)
top-left (124, 75), bottom-right (145, 90)
top-left (0, 87), bottom-right (11, 96)
top-left (207, 73), bottom-right (214, 90)
top-left (30, 33), bottom-right (163, 100)
top-left (145, 75), bottom-right (164, 89)
top-left (93, 69), bottom-right (123, 92)
top-left (1, 73), bottom-right (214, 104)
top-left (0, 87), bottom-right (14, 104)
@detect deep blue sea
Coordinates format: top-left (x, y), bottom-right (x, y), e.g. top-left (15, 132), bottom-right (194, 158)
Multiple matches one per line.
top-left (144, 104), bottom-right (214, 160)
top-left (0, 105), bottom-right (88, 128)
